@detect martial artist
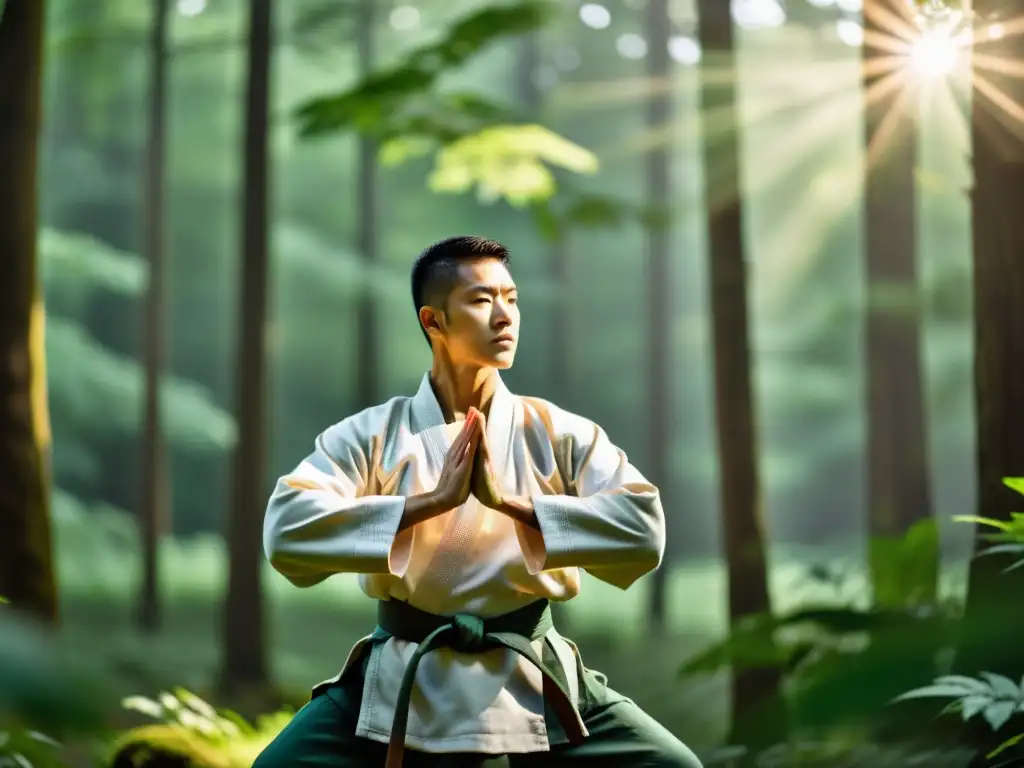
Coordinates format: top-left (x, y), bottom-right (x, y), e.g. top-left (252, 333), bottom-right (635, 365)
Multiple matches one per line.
top-left (254, 236), bottom-right (702, 768)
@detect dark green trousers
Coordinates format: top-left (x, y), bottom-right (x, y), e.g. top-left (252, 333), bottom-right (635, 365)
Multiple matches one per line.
top-left (253, 653), bottom-right (702, 768)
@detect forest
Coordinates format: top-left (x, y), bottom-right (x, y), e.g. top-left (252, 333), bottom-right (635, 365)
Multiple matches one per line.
top-left (1, 0), bottom-right (1023, 765)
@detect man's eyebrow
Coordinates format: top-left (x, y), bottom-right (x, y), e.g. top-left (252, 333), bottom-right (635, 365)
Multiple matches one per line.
top-left (464, 283), bottom-right (517, 294)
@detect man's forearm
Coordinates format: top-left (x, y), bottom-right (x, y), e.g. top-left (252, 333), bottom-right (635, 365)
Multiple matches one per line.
top-left (498, 496), bottom-right (540, 530)
top-left (398, 492), bottom-right (448, 532)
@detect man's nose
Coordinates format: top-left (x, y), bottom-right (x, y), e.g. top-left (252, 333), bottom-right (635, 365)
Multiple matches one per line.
top-left (492, 303), bottom-right (513, 327)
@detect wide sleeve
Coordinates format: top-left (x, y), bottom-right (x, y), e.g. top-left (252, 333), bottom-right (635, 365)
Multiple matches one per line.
top-left (263, 417), bottom-right (412, 587)
top-left (515, 419), bottom-right (666, 590)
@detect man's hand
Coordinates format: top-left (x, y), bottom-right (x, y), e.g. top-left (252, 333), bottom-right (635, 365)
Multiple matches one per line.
top-left (470, 423), bottom-right (504, 510)
top-left (435, 407), bottom-right (483, 510)
top-left (400, 408), bottom-right (481, 532)
top-left (471, 416), bottom-right (540, 529)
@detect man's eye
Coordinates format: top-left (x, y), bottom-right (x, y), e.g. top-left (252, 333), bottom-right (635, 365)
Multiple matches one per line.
top-left (507, 297), bottom-right (518, 305)
top-left (472, 298), bottom-right (490, 304)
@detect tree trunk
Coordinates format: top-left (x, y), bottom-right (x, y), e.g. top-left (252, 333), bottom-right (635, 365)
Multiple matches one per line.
top-left (696, 0), bottom-right (785, 748)
top-left (957, 0), bottom-right (1024, 684)
top-left (862, 0), bottom-right (934, 595)
top-left (355, 0), bottom-right (378, 409)
top-left (644, 0), bottom-right (672, 635)
top-left (221, 0), bottom-right (272, 696)
top-left (138, 0), bottom-right (171, 634)
top-left (0, 0), bottom-right (57, 624)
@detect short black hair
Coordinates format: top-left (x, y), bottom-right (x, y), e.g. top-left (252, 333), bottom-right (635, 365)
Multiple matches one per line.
top-left (410, 235), bottom-right (511, 345)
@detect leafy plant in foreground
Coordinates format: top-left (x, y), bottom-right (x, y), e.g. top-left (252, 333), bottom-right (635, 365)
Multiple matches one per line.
top-left (891, 478), bottom-right (1024, 766)
top-left (112, 689), bottom-right (291, 768)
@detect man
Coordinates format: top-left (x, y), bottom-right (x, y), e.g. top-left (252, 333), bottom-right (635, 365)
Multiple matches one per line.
top-left (255, 237), bottom-right (702, 768)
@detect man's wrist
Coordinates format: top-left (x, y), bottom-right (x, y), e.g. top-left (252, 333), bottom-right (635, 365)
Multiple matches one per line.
top-left (400, 491), bottom-right (447, 532)
top-left (498, 495), bottom-right (540, 530)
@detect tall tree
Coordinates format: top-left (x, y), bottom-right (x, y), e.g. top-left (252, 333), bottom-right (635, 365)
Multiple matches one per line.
top-left (0, 0), bottom-right (57, 624)
top-left (138, 0), bottom-right (171, 634)
top-left (644, 0), bottom-right (672, 635)
top-left (696, 0), bottom-right (784, 747)
top-left (957, 0), bottom-right (1024, 682)
top-left (355, 0), bottom-right (378, 409)
top-left (861, 0), bottom-right (934, 592)
top-left (221, 0), bottom-right (272, 695)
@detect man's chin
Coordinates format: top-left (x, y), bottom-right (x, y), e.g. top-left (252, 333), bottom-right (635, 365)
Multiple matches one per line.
top-left (485, 351), bottom-right (516, 370)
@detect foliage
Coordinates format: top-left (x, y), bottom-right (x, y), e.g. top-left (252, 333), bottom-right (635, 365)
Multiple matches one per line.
top-left (952, 478), bottom-right (1024, 573)
top-left (679, 521), bottom-right (959, 731)
top-left (0, 730), bottom-right (63, 768)
top-left (889, 479), bottom-right (1024, 766)
top-left (869, 518), bottom-right (940, 607)
top-left (426, 124), bottom-right (597, 206)
top-left (893, 673), bottom-right (1024, 731)
top-left (294, 2), bottom-right (550, 141)
top-left (112, 690), bottom-right (290, 768)
top-left (294, 1), bottom-right (584, 206)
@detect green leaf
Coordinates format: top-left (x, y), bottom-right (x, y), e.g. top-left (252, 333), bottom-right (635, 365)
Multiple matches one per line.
top-left (869, 519), bottom-right (940, 607)
top-left (985, 700), bottom-right (1017, 731)
top-left (294, 1), bottom-right (550, 139)
top-left (980, 672), bottom-right (1024, 700)
top-left (428, 125), bottom-right (598, 206)
top-left (892, 684), bottom-right (981, 702)
top-left (1002, 477), bottom-right (1024, 496)
top-left (953, 515), bottom-right (1013, 532)
top-left (933, 674), bottom-right (991, 693)
top-left (977, 543), bottom-right (1024, 558)
top-left (379, 136), bottom-right (433, 167)
top-left (961, 694), bottom-right (990, 720)
top-left (989, 731), bottom-right (1024, 759)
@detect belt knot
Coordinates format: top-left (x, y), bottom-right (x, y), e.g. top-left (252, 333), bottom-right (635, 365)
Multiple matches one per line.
top-left (449, 613), bottom-right (487, 653)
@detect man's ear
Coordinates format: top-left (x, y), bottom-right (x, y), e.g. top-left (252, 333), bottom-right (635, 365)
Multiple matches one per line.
top-left (419, 305), bottom-right (445, 339)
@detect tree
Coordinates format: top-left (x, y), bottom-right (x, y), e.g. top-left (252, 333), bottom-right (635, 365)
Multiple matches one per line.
top-left (861, 0), bottom-right (934, 595)
top-left (221, 0), bottom-right (272, 696)
top-left (957, 0), bottom-right (1024, 682)
top-left (0, 0), bottom-right (57, 623)
top-left (138, 0), bottom-right (171, 634)
top-left (354, 0), bottom-right (378, 410)
top-left (644, 0), bottom-right (672, 635)
top-left (696, 0), bottom-right (784, 747)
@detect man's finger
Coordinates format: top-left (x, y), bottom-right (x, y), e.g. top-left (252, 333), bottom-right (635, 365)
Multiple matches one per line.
top-left (464, 422), bottom-right (482, 460)
top-left (460, 410), bottom-right (476, 438)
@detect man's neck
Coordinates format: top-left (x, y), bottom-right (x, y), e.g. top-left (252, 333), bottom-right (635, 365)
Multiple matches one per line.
top-left (428, 357), bottom-right (498, 423)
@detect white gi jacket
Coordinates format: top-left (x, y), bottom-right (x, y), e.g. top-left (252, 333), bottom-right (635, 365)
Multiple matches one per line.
top-left (263, 373), bottom-right (666, 754)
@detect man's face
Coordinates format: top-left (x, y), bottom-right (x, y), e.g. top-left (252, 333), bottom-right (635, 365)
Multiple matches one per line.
top-left (427, 258), bottom-right (520, 369)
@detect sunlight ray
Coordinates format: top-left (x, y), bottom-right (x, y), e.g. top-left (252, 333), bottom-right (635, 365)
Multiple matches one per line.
top-left (714, 90), bottom-right (864, 207)
top-left (753, 173), bottom-right (863, 316)
top-left (554, 54), bottom-right (867, 110)
top-left (967, 13), bottom-right (1024, 44)
top-left (865, 28), bottom-right (916, 56)
top-left (972, 71), bottom-right (1024, 132)
top-left (972, 51), bottom-right (1024, 80)
top-left (865, 80), bottom-right (918, 170)
top-left (864, 0), bottom-right (921, 43)
top-left (599, 76), bottom-right (860, 162)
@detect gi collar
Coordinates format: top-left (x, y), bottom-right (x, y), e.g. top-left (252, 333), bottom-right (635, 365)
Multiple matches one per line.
top-left (409, 372), bottom-right (516, 477)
